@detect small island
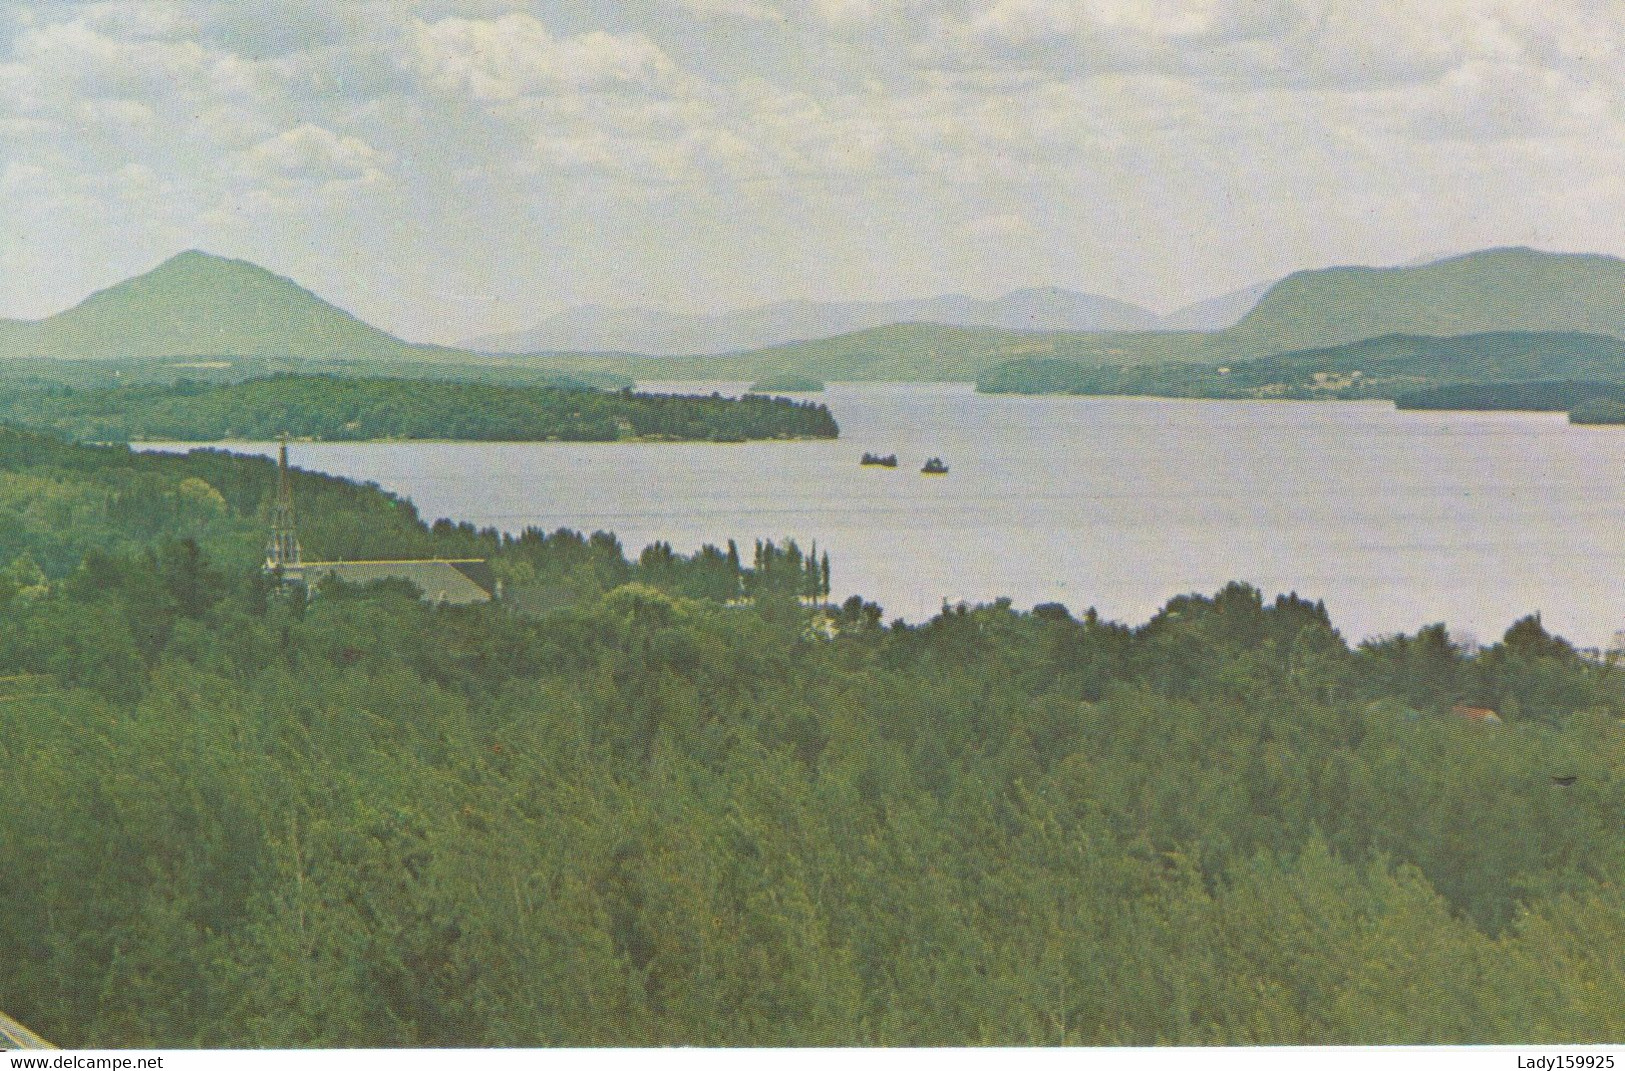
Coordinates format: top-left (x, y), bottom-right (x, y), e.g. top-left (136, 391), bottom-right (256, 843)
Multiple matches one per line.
top-left (748, 373), bottom-right (826, 393)
top-left (0, 373), bottom-right (840, 444)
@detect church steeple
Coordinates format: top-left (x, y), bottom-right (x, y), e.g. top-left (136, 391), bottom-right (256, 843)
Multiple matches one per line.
top-left (265, 435), bottom-right (302, 570)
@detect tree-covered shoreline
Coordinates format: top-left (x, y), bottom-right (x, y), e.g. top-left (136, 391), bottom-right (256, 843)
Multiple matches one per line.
top-left (748, 373), bottom-right (826, 393)
top-left (0, 374), bottom-right (839, 444)
top-left (0, 428), bottom-right (1622, 1047)
top-left (978, 332), bottom-right (1625, 408)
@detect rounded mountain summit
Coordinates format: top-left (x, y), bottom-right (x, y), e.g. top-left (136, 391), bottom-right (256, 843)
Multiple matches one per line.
top-left (0, 250), bottom-right (446, 362)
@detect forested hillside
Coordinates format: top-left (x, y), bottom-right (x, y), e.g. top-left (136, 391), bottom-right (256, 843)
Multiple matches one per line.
top-left (1222, 247), bottom-right (1625, 354)
top-left (0, 375), bottom-right (838, 443)
top-left (0, 430), bottom-right (1622, 1046)
top-left (979, 331), bottom-right (1625, 401)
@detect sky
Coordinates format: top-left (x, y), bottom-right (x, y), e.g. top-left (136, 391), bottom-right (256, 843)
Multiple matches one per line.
top-left (1, 0), bottom-right (1622, 345)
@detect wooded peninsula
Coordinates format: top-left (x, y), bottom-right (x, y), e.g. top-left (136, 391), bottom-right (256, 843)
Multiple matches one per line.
top-left (748, 373), bottom-right (826, 393)
top-left (0, 429), bottom-right (1621, 1046)
top-left (0, 374), bottom-right (839, 443)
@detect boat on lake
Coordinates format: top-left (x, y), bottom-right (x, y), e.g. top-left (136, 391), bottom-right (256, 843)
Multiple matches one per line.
top-left (921, 457), bottom-right (949, 475)
top-left (861, 452), bottom-right (899, 467)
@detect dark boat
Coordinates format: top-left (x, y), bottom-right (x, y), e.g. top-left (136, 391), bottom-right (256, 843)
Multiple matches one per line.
top-left (860, 452), bottom-right (899, 467)
top-left (921, 457), bottom-right (949, 475)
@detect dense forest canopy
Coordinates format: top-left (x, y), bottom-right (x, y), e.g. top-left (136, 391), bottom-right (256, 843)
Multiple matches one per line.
top-left (0, 375), bottom-right (839, 444)
top-left (0, 429), bottom-right (1622, 1046)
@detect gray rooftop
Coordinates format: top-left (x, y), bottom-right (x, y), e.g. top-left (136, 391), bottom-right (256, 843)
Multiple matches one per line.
top-left (290, 559), bottom-right (496, 605)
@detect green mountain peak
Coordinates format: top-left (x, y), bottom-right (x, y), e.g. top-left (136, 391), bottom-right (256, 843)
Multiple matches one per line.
top-left (0, 250), bottom-right (430, 362)
top-left (1228, 246), bottom-right (1625, 353)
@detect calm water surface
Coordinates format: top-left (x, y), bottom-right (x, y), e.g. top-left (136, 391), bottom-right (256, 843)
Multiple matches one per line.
top-left (150, 382), bottom-right (1625, 646)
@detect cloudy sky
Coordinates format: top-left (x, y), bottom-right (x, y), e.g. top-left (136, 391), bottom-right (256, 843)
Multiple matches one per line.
top-left (2, 1), bottom-right (1621, 344)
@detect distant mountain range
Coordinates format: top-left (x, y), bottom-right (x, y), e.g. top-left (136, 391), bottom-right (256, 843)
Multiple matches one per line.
top-left (467, 288), bottom-right (1160, 356)
top-left (465, 284), bottom-right (1273, 356)
top-left (478, 246), bottom-right (1625, 370)
top-left (505, 248), bottom-right (1625, 381)
top-left (0, 251), bottom-right (457, 363)
top-left (7, 246), bottom-right (1625, 386)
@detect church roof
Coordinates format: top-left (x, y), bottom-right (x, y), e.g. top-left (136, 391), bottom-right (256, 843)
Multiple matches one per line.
top-left (296, 559), bottom-right (495, 605)
top-left (262, 441), bottom-right (496, 606)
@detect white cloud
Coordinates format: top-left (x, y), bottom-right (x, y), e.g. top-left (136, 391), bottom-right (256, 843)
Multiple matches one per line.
top-left (944, 0), bottom-right (1528, 92)
top-left (970, 0), bottom-right (1248, 42)
top-left (0, 161), bottom-right (50, 193)
top-left (667, 0), bottom-right (784, 21)
top-left (666, 0), bottom-right (915, 24)
top-left (806, 0), bottom-right (907, 23)
top-left (409, 13), bottom-right (678, 100)
top-left (8, 17), bottom-right (260, 104)
top-left (69, 2), bottom-right (201, 41)
top-left (74, 96), bottom-right (155, 125)
top-left (243, 122), bottom-right (389, 182)
top-left (1395, 60), bottom-right (1608, 143)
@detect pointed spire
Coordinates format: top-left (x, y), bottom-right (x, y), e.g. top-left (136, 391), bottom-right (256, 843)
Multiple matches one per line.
top-left (266, 434), bottom-right (302, 570)
top-left (278, 434), bottom-right (293, 507)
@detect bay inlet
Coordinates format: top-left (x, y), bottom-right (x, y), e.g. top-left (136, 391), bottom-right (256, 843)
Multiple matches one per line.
top-left (144, 382), bottom-right (1625, 648)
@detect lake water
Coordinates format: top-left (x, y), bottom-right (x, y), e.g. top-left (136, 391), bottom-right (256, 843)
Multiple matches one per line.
top-left (147, 382), bottom-right (1625, 648)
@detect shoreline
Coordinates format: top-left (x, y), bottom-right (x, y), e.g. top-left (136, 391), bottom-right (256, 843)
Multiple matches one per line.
top-left (127, 433), bottom-right (840, 447)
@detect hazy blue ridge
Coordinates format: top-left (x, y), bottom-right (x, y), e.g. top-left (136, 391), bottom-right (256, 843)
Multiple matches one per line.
top-left (465, 286), bottom-right (1167, 356)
